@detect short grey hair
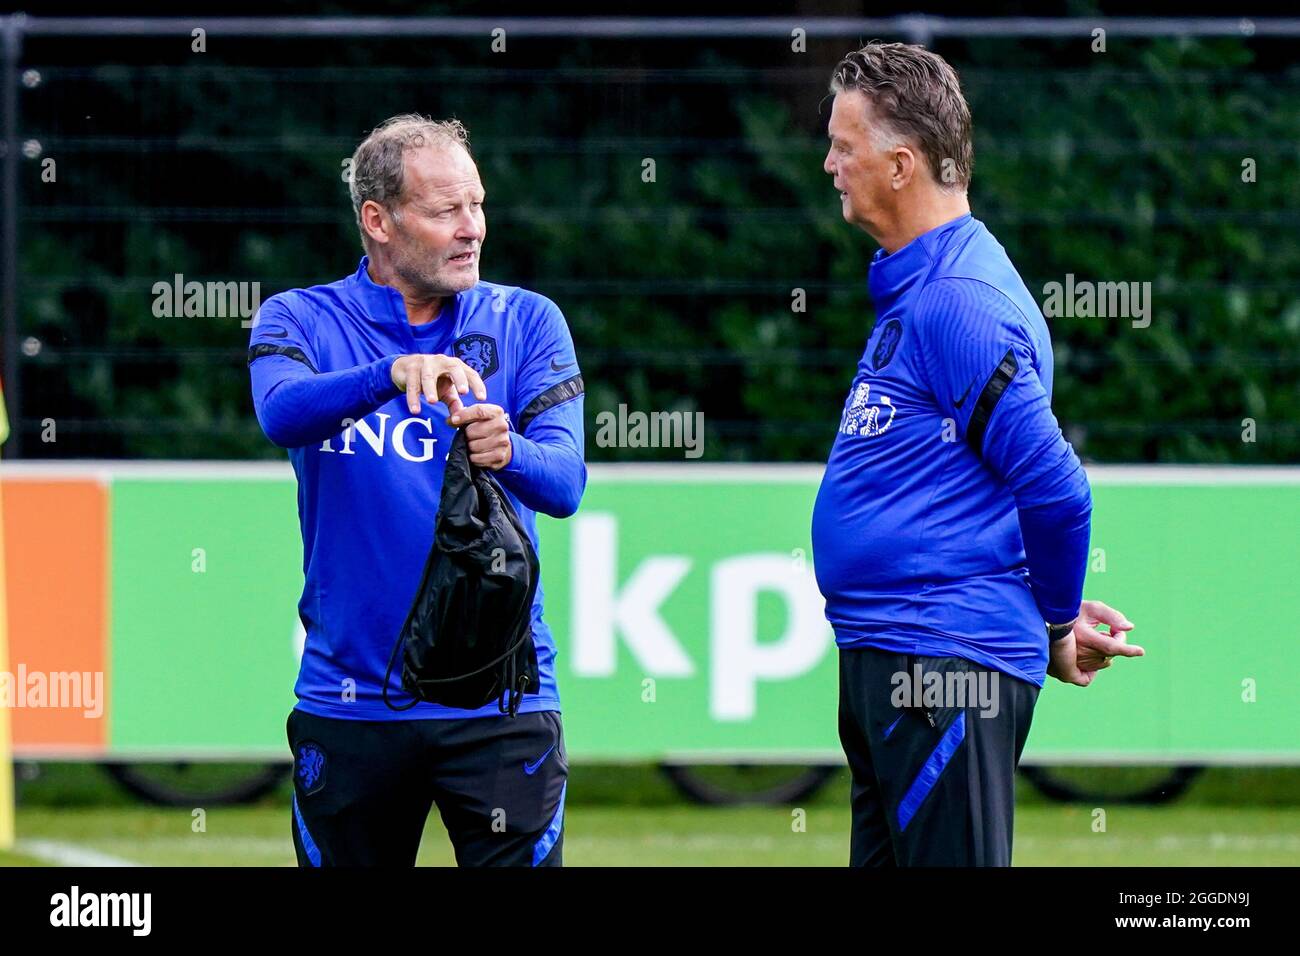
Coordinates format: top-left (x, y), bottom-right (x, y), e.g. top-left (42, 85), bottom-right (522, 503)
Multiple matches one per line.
top-left (348, 114), bottom-right (471, 245)
top-left (829, 43), bottom-right (973, 191)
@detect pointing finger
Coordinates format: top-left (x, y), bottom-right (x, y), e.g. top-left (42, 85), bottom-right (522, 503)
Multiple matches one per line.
top-left (406, 366), bottom-right (422, 415)
top-left (448, 404), bottom-right (502, 427)
top-left (1085, 600), bottom-right (1134, 632)
top-left (1077, 624), bottom-right (1145, 658)
top-left (464, 364), bottom-right (487, 401)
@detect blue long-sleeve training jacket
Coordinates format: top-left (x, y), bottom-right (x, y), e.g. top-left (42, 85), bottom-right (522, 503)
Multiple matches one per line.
top-left (249, 257), bottom-right (586, 719)
top-left (812, 213), bottom-right (1091, 686)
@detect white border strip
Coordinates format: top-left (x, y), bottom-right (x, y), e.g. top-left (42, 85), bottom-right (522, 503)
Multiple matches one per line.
top-left (0, 461), bottom-right (296, 481)
top-left (659, 751), bottom-right (1300, 766)
top-left (15, 839), bottom-right (139, 868)
top-left (2, 461), bottom-right (1299, 484)
top-left (14, 748), bottom-right (1300, 766)
top-left (12, 747), bottom-right (291, 762)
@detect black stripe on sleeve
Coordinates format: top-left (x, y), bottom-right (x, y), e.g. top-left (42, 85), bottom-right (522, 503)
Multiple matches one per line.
top-left (965, 349), bottom-right (1018, 458)
top-left (516, 374), bottom-right (584, 433)
top-left (247, 343), bottom-right (319, 374)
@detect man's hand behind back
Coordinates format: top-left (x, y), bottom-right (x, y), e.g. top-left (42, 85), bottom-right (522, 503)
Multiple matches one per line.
top-left (1047, 599), bottom-right (1144, 686)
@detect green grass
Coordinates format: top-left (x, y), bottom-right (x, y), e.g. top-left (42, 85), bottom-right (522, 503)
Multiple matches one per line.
top-left (2, 763), bottom-right (1298, 866)
top-left (4, 803), bottom-right (1299, 866)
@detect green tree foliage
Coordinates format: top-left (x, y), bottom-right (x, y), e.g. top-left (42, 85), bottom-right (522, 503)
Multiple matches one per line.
top-left (17, 35), bottom-right (1298, 462)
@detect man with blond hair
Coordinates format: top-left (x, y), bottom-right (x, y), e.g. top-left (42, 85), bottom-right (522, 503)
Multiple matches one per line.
top-left (250, 115), bottom-right (584, 867)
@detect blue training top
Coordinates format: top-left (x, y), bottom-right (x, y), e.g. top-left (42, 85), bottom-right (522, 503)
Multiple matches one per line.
top-left (249, 257), bottom-right (586, 719)
top-left (812, 214), bottom-right (1091, 686)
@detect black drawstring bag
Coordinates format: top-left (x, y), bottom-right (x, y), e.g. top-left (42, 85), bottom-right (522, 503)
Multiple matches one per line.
top-left (383, 427), bottom-right (540, 716)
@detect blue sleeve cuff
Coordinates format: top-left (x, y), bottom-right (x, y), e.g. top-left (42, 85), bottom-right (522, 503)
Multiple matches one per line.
top-left (368, 354), bottom-right (401, 404)
top-left (501, 429), bottom-right (530, 475)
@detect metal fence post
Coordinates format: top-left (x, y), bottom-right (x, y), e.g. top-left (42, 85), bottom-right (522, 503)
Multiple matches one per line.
top-left (1, 14), bottom-right (23, 459)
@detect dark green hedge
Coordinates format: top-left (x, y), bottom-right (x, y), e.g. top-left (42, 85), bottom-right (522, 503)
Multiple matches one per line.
top-left (17, 34), bottom-right (1299, 462)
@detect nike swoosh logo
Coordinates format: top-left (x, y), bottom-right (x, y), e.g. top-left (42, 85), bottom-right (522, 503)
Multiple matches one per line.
top-left (523, 744), bottom-right (556, 776)
top-left (262, 327), bottom-right (290, 339)
top-left (953, 378), bottom-right (976, 409)
top-left (550, 358), bottom-right (574, 372)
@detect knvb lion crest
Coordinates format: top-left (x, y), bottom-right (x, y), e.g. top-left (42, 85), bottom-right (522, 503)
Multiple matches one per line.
top-left (453, 333), bottom-right (500, 379)
top-left (296, 741), bottom-right (326, 795)
top-left (871, 318), bottom-right (903, 371)
top-left (838, 379), bottom-right (896, 438)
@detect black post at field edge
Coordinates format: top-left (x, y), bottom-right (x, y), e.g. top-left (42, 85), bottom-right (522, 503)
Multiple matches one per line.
top-left (1, 15), bottom-right (23, 459)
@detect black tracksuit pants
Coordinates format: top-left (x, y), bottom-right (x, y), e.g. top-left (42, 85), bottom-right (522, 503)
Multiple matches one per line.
top-left (838, 646), bottom-right (1039, 867)
top-left (287, 707), bottom-right (567, 867)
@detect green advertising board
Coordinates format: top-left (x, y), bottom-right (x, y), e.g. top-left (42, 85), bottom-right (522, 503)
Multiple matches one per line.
top-left (104, 464), bottom-right (1299, 764)
top-left (110, 476), bottom-right (301, 754)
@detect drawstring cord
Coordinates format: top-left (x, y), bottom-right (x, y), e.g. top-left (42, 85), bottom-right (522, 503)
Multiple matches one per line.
top-left (384, 622), bottom-right (535, 714)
